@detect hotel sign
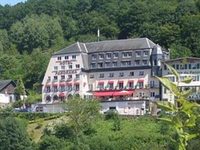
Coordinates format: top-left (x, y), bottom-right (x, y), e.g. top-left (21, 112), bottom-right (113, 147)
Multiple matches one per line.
top-left (56, 60), bottom-right (76, 65)
top-left (53, 70), bottom-right (78, 75)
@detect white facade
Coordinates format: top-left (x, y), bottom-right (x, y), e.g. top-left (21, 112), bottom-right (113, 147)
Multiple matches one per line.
top-left (42, 52), bottom-right (89, 103)
top-left (100, 100), bottom-right (147, 115)
top-left (161, 57), bottom-right (200, 103)
top-left (42, 38), bottom-right (169, 105)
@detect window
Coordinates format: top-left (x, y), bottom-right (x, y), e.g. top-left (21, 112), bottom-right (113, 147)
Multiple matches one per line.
top-left (106, 53), bottom-right (112, 59)
top-left (135, 60), bottom-right (140, 65)
top-left (90, 74), bottom-right (94, 78)
top-left (135, 51), bottom-right (141, 57)
top-left (197, 63), bottom-right (200, 69)
top-left (68, 75), bottom-right (72, 79)
top-left (164, 65), bottom-right (167, 70)
top-left (113, 62), bottom-right (118, 67)
top-left (150, 92), bottom-right (155, 97)
top-left (128, 82), bottom-right (134, 89)
top-left (99, 73), bottom-right (104, 78)
top-left (130, 72), bottom-right (134, 76)
top-left (122, 52), bottom-right (132, 58)
top-left (176, 64), bottom-right (179, 70)
top-left (57, 57), bottom-right (61, 60)
top-left (109, 73), bottom-right (114, 77)
top-left (60, 86), bottom-right (65, 92)
top-left (119, 82), bottom-right (124, 89)
top-left (54, 66), bottom-right (58, 71)
top-left (75, 84), bottom-right (80, 91)
top-left (143, 51), bottom-right (149, 56)
top-left (98, 83), bottom-right (104, 90)
top-left (139, 71), bottom-right (144, 76)
top-left (53, 86), bottom-right (58, 92)
top-left (65, 56), bottom-right (69, 59)
top-left (53, 76), bottom-right (58, 81)
top-left (76, 64), bottom-right (80, 69)
top-left (69, 64), bottom-right (72, 69)
top-left (121, 61), bottom-right (131, 66)
top-left (138, 82), bottom-right (143, 89)
top-left (185, 64), bottom-right (188, 69)
top-left (105, 62), bottom-right (111, 67)
top-left (72, 55), bottom-right (76, 60)
top-left (91, 54), bottom-right (97, 60)
top-left (46, 86), bottom-right (51, 93)
top-left (113, 53), bottom-right (118, 58)
top-left (75, 74), bottom-right (80, 79)
top-left (91, 63), bottom-right (96, 68)
top-left (99, 54), bottom-right (104, 59)
top-left (143, 60), bottom-right (148, 65)
top-left (150, 81), bottom-right (154, 88)
top-left (61, 75), bottom-right (65, 80)
top-left (98, 62), bottom-right (103, 68)
top-left (119, 72), bottom-right (124, 77)
top-left (108, 83), bottom-right (114, 89)
top-left (189, 64), bottom-right (191, 69)
top-left (61, 66), bottom-right (65, 70)
top-left (67, 85), bottom-right (72, 91)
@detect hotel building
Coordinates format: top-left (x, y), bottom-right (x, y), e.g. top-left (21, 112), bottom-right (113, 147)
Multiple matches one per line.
top-left (161, 57), bottom-right (200, 104)
top-left (42, 38), bottom-right (169, 108)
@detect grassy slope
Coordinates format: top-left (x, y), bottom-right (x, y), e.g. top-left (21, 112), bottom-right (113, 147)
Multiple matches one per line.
top-left (27, 116), bottom-right (68, 142)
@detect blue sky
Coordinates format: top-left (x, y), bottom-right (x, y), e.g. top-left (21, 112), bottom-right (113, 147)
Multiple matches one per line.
top-left (0, 0), bottom-right (27, 6)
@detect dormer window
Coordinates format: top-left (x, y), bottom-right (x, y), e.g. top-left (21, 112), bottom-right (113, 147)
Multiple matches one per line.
top-left (91, 54), bottom-right (97, 60)
top-left (135, 51), bottom-right (141, 57)
top-left (106, 53), bottom-right (112, 59)
top-left (99, 54), bottom-right (104, 59)
top-left (72, 55), bottom-right (76, 60)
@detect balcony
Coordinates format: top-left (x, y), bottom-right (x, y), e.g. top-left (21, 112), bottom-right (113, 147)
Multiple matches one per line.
top-left (66, 78), bottom-right (72, 82)
top-left (52, 79), bottom-right (58, 82)
top-left (60, 79), bottom-right (65, 82)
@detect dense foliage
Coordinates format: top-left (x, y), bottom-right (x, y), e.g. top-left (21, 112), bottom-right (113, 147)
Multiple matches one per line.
top-left (0, 0), bottom-right (200, 92)
top-left (156, 64), bottom-right (200, 150)
top-left (0, 117), bottom-right (34, 150)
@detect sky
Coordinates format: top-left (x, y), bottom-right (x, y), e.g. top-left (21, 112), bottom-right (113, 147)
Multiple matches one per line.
top-left (0, 0), bottom-right (27, 6)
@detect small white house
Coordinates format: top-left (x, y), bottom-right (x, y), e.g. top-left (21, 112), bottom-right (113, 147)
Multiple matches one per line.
top-left (0, 80), bottom-right (17, 107)
top-left (100, 100), bottom-right (149, 116)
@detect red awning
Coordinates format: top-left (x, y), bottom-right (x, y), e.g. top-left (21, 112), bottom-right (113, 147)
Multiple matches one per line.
top-left (66, 83), bottom-right (72, 86)
top-left (118, 81), bottom-right (124, 83)
top-left (59, 82), bottom-right (65, 86)
top-left (108, 81), bottom-right (114, 84)
top-left (59, 93), bottom-right (65, 97)
top-left (138, 79), bottom-right (144, 82)
top-left (113, 91), bottom-right (133, 96)
top-left (74, 82), bottom-right (79, 85)
top-left (52, 83), bottom-right (58, 86)
top-left (94, 91), bottom-right (114, 97)
top-left (128, 80), bottom-right (134, 83)
top-left (98, 81), bottom-right (104, 85)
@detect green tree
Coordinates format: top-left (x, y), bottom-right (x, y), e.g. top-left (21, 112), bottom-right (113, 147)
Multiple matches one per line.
top-left (0, 117), bottom-right (33, 150)
top-left (156, 64), bottom-right (200, 150)
top-left (65, 97), bottom-right (100, 142)
top-left (170, 44), bottom-right (192, 59)
top-left (10, 14), bottom-right (64, 53)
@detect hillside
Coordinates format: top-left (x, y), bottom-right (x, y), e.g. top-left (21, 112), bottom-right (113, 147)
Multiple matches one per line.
top-left (0, 0), bottom-right (200, 91)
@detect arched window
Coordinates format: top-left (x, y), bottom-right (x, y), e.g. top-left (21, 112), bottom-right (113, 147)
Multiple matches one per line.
top-left (53, 95), bottom-right (58, 101)
top-left (46, 95), bottom-right (51, 102)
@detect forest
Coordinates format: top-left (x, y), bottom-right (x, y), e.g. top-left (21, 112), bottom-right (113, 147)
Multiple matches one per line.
top-left (0, 0), bottom-right (200, 92)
